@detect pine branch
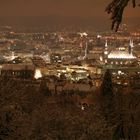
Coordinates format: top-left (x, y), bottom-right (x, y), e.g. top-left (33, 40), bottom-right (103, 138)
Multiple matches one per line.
top-left (106, 0), bottom-right (137, 31)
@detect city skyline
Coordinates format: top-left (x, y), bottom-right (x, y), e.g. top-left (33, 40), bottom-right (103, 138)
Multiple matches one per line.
top-left (0, 1), bottom-right (140, 139)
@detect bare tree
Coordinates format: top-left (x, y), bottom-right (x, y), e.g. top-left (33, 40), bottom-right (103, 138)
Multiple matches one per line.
top-left (106, 0), bottom-right (138, 31)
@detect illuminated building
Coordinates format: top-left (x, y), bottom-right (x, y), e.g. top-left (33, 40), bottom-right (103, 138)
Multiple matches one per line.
top-left (50, 53), bottom-right (62, 63)
top-left (104, 39), bottom-right (137, 65)
top-left (4, 51), bottom-right (18, 61)
top-left (34, 69), bottom-right (42, 79)
top-left (1, 64), bottom-right (35, 79)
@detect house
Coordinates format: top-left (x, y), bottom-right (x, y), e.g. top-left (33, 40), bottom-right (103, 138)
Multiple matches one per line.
top-left (1, 64), bottom-right (35, 79)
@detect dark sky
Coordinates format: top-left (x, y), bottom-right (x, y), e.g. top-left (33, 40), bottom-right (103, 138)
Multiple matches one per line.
top-left (0, 0), bottom-right (139, 30)
top-left (0, 0), bottom-right (139, 17)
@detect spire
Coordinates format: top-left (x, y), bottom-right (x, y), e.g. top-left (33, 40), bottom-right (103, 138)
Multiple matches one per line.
top-left (104, 40), bottom-right (108, 55)
top-left (83, 42), bottom-right (88, 59)
top-left (129, 39), bottom-right (134, 54)
top-left (105, 40), bottom-right (108, 48)
top-left (130, 39), bottom-right (134, 48)
top-left (85, 42), bottom-right (88, 57)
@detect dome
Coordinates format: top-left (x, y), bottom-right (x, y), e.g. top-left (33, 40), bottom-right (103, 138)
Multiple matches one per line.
top-left (108, 50), bottom-right (136, 59)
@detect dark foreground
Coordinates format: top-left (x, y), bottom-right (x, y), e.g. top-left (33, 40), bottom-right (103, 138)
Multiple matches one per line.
top-left (0, 77), bottom-right (140, 140)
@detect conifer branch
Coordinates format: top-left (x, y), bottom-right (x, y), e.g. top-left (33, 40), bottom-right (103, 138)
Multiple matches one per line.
top-left (106, 0), bottom-right (137, 31)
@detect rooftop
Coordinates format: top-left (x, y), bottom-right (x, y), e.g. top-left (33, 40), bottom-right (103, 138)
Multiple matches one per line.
top-left (108, 50), bottom-right (136, 59)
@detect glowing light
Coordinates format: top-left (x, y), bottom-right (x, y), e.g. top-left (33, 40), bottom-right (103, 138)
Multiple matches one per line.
top-left (124, 82), bottom-right (128, 86)
top-left (66, 67), bottom-right (71, 72)
top-left (118, 71), bottom-right (121, 75)
top-left (105, 59), bottom-right (107, 63)
top-left (104, 51), bottom-right (108, 55)
top-left (117, 82), bottom-right (121, 85)
top-left (81, 105), bottom-right (85, 111)
top-left (11, 52), bottom-right (16, 60)
top-left (130, 39), bottom-right (134, 48)
top-left (105, 40), bottom-right (108, 48)
top-left (108, 51), bottom-right (136, 59)
top-left (34, 69), bottom-right (42, 79)
top-left (79, 32), bottom-right (88, 37)
top-left (119, 47), bottom-right (125, 51)
top-left (100, 56), bottom-right (103, 62)
top-left (97, 35), bottom-right (101, 38)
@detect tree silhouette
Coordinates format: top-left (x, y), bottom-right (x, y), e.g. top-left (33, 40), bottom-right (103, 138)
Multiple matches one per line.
top-left (39, 80), bottom-right (51, 96)
top-left (106, 0), bottom-right (138, 31)
top-left (100, 70), bottom-right (115, 125)
top-left (100, 69), bottom-right (113, 96)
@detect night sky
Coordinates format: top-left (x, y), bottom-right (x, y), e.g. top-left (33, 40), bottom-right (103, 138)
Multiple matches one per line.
top-left (0, 0), bottom-right (139, 17)
top-left (0, 0), bottom-right (139, 28)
